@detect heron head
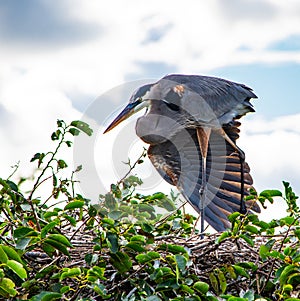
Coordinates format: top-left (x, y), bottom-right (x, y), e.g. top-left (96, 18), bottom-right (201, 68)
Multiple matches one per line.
top-left (103, 83), bottom-right (155, 133)
top-left (103, 78), bottom-right (187, 133)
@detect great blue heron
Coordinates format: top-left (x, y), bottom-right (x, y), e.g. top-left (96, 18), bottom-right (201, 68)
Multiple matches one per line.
top-left (104, 74), bottom-right (260, 232)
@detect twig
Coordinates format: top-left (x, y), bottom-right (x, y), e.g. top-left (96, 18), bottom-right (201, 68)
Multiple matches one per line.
top-left (116, 148), bottom-right (147, 186)
top-left (154, 200), bottom-right (187, 227)
top-left (260, 220), bottom-right (296, 293)
top-left (7, 161), bottom-right (20, 180)
top-left (108, 264), bottom-right (147, 294)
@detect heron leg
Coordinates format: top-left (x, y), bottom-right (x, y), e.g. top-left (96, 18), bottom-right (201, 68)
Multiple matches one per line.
top-left (215, 128), bottom-right (246, 214)
top-left (196, 127), bottom-right (211, 238)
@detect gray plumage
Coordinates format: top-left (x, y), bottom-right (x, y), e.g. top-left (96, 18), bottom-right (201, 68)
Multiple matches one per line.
top-left (104, 74), bottom-right (260, 232)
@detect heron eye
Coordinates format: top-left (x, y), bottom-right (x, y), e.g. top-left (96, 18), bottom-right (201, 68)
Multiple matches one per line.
top-left (136, 97), bottom-right (142, 103)
top-left (165, 101), bottom-right (180, 111)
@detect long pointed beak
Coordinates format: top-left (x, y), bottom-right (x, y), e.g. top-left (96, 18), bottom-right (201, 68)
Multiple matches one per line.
top-left (103, 102), bottom-right (139, 134)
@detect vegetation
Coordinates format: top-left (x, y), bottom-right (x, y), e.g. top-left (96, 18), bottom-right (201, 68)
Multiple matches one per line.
top-left (0, 119), bottom-right (300, 301)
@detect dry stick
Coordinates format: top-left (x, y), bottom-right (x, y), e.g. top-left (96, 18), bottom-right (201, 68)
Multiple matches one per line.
top-left (154, 200), bottom-right (187, 228)
top-left (69, 213), bottom-right (96, 241)
top-left (108, 263), bottom-right (147, 294)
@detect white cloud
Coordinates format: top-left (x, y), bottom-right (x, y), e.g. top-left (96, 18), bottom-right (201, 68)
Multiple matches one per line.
top-left (239, 114), bottom-right (300, 196)
top-left (0, 0), bottom-right (299, 220)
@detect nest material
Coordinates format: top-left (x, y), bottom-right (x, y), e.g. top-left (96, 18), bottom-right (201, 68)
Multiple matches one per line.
top-left (24, 227), bottom-right (288, 298)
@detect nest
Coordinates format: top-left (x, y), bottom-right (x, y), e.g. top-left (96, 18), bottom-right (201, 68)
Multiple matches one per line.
top-left (23, 226), bottom-right (291, 300)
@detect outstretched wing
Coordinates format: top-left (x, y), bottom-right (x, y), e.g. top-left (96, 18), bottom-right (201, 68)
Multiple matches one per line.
top-left (148, 121), bottom-right (260, 231)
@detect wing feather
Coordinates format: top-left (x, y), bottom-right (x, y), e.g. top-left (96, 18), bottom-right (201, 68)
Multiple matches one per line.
top-left (148, 121), bottom-right (260, 232)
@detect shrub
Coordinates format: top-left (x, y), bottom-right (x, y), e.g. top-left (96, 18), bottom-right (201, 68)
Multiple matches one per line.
top-left (0, 120), bottom-right (299, 300)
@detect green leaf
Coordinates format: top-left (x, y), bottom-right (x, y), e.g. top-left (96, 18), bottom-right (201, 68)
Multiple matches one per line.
top-left (147, 251), bottom-right (160, 260)
top-left (259, 245), bottom-right (270, 261)
top-left (141, 223), bottom-right (154, 233)
top-left (0, 277), bottom-right (17, 297)
top-left (62, 214), bottom-right (76, 226)
top-left (193, 281), bottom-right (209, 294)
top-left (60, 267), bottom-right (81, 280)
top-left (1, 245), bottom-right (23, 264)
top-left (136, 254), bottom-right (153, 264)
top-left (6, 259), bottom-right (27, 279)
top-left (130, 235), bottom-right (146, 244)
top-left (60, 286), bottom-right (70, 294)
top-left (244, 225), bottom-right (259, 234)
top-left (138, 203), bottom-right (155, 214)
top-left (228, 212), bottom-right (241, 223)
top-left (41, 221), bottom-right (58, 239)
top-left (160, 197), bottom-right (176, 211)
top-left (280, 216), bottom-right (295, 226)
top-left (239, 234), bottom-right (254, 247)
top-left (109, 251), bottom-right (132, 273)
top-left (44, 239), bottom-right (70, 256)
top-left (284, 246), bottom-right (291, 256)
top-left (216, 231), bottom-right (231, 244)
top-left (125, 242), bottom-right (145, 253)
top-left (44, 211), bottom-right (58, 219)
top-left (101, 218), bottom-right (115, 227)
top-left (260, 189), bottom-right (282, 197)
top-left (85, 253), bottom-right (98, 265)
top-left (51, 130), bottom-right (60, 141)
top-left (225, 264), bottom-right (237, 279)
top-left (0, 246), bottom-right (8, 263)
top-left (93, 283), bottom-right (110, 298)
top-left (47, 234), bottom-right (72, 247)
top-left (36, 265), bottom-right (58, 279)
top-left (106, 232), bottom-right (119, 253)
top-left (87, 266), bottom-right (106, 282)
top-left (108, 210), bottom-right (123, 220)
top-left (16, 238), bottom-right (31, 250)
top-left (180, 284), bottom-right (194, 294)
top-left (209, 271), bottom-right (219, 294)
top-left (42, 243), bottom-right (56, 257)
top-left (14, 227), bottom-right (39, 238)
top-left (30, 152), bottom-right (43, 162)
top-left (64, 200), bottom-right (85, 210)
top-left (279, 265), bottom-right (300, 286)
top-left (30, 291), bottom-right (62, 301)
top-left (217, 269), bottom-right (227, 294)
top-left (238, 262), bottom-right (258, 272)
top-left (175, 254), bottom-right (187, 273)
top-left (57, 159), bottom-right (67, 169)
top-left (147, 296), bottom-right (162, 301)
top-left (89, 266), bottom-right (106, 280)
top-left (233, 265), bottom-right (250, 279)
top-left (158, 244), bottom-right (187, 254)
top-left (242, 290), bottom-right (255, 300)
top-left (70, 120), bottom-right (93, 136)
top-left (228, 298), bottom-right (248, 301)
top-left (294, 228), bottom-right (300, 240)
top-left (57, 119), bottom-right (64, 127)
top-left (68, 128), bottom-right (80, 136)
top-left (282, 284), bottom-right (293, 293)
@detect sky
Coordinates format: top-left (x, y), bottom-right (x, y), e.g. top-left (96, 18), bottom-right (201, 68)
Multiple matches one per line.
top-left (0, 0), bottom-right (300, 221)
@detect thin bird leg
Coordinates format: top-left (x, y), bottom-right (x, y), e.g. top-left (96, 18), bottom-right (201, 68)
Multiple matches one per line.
top-left (215, 128), bottom-right (247, 214)
top-left (196, 127), bottom-right (211, 238)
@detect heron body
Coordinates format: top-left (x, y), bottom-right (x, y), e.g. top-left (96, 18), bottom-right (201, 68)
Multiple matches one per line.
top-left (104, 74), bottom-right (260, 232)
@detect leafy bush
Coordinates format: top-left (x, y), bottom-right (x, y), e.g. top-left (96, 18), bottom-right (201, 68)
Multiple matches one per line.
top-left (0, 120), bottom-right (299, 301)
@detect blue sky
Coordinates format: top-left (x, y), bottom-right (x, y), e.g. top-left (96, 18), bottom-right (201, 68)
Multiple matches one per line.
top-left (0, 0), bottom-right (300, 220)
